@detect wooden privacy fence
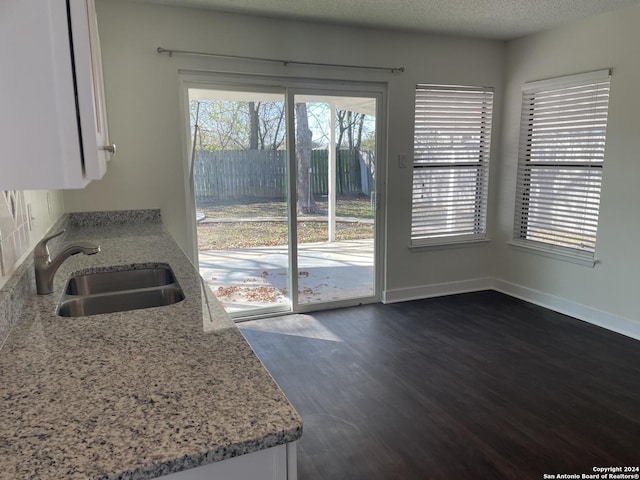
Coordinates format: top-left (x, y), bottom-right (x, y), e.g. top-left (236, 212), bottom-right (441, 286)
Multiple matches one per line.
top-left (194, 149), bottom-right (374, 202)
top-left (194, 150), bottom-right (286, 202)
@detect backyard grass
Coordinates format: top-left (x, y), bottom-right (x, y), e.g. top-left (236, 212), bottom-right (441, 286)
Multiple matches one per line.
top-left (196, 196), bottom-right (374, 250)
top-left (197, 195), bottom-right (374, 219)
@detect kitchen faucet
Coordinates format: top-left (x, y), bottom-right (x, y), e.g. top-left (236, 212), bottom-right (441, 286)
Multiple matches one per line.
top-left (34, 230), bottom-right (100, 295)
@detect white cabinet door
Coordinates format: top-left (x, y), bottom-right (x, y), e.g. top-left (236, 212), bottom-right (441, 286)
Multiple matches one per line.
top-left (0, 0), bottom-right (112, 190)
top-left (0, 0), bottom-right (80, 188)
top-left (69, 0), bottom-right (112, 181)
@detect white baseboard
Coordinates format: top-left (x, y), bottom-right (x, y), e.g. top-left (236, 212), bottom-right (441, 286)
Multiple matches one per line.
top-left (383, 278), bottom-right (640, 342)
top-left (492, 279), bottom-right (640, 341)
top-left (382, 277), bottom-right (493, 304)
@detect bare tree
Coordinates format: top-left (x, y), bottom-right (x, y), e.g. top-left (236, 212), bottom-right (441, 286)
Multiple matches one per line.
top-left (192, 99), bottom-right (322, 212)
top-left (295, 103), bottom-right (320, 214)
top-left (257, 102), bottom-right (286, 150)
top-left (266, 105), bottom-right (285, 150)
top-left (336, 110), bottom-right (347, 148)
top-left (191, 100), bottom-right (249, 150)
top-left (248, 101), bottom-right (259, 150)
top-left (355, 113), bottom-right (365, 150)
top-left (191, 100), bottom-right (287, 151)
top-left (336, 109), bottom-right (366, 149)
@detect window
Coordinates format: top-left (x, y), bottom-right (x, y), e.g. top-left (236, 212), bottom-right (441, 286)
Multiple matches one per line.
top-left (513, 70), bottom-right (611, 260)
top-left (411, 85), bottom-right (494, 246)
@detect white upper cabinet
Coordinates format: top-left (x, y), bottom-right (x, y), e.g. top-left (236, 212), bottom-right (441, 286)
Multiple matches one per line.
top-left (0, 0), bottom-right (113, 189)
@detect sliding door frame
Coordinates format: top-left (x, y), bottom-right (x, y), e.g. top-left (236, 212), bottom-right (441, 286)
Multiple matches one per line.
top-left (179, 70), bottom-right (387, 317)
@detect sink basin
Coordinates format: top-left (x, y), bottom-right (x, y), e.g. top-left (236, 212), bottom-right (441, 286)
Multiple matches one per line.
top-left (65, 265), bottom-right (176, 295)
top-left (57, 264), bottom-right (185, 317)
top-left (58, 286), bottom-right (184, 317)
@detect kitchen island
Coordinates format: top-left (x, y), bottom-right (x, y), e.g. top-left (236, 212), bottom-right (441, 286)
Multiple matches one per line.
top-left (0, 211), bottom-right (302, 479)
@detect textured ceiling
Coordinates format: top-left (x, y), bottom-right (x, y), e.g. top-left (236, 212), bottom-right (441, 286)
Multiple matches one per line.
top-left (132, 0), bottom-right (640, 39)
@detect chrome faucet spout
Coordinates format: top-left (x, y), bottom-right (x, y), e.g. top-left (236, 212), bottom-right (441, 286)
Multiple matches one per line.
top-left (34, 230), bottom-right (101, 295)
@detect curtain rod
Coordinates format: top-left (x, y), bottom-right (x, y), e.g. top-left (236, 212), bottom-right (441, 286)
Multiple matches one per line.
top-left (156, 47), bottom-right (405, 73)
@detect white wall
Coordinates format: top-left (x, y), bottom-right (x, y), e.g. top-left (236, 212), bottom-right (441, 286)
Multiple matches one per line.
top-left (495, 4), bottom-right (640, 324)
top-left (54, 0), bottom-right (640, 330)
top-left (64, 0), bottom-right (505, 294)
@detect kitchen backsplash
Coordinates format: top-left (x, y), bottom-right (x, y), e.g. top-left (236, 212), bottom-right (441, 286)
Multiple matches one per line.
top-left (0, 191), bottom-right (30, 277)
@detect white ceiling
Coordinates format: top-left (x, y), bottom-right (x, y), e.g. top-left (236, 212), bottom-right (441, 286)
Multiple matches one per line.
top-left (133, 0), bottom-right (640, 40)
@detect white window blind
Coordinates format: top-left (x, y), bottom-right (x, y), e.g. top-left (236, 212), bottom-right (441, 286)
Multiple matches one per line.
top-left (513, 70), bottom-right (611, 259)
top-left (411, 85), bottom-right (493, 245)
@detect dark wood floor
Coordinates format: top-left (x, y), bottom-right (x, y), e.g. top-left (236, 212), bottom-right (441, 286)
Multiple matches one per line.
top-left (238, 291), bottom-right (640, 480)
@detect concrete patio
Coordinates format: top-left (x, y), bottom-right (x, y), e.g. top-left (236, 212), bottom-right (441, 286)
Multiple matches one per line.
top-left (199, 238), bottom-right (374, 315)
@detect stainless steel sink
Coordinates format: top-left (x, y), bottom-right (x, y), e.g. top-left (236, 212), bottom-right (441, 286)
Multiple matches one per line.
top-left (57, 264), bottom-right (185, 317)
top-left (65, 265), bottom-right (176, 295)
top-left (58, 286), bottom-right (184, 317)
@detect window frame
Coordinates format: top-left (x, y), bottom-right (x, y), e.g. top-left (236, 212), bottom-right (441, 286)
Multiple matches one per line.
top-left (512, 69), bottom-right (611, 264)
top-left (410, 84), bottom-right (494, 247)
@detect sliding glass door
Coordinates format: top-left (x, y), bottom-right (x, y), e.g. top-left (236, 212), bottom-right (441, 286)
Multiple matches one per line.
top-left (186, 78), bottom-right (383, 318)
top-left (189, 87), bottom-right (291, 317)
top-left (291, 92), bottom-right (377, 308)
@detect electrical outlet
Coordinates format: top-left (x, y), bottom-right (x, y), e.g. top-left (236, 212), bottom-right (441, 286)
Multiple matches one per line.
top-left (398, 154), bottom-right (408, 168)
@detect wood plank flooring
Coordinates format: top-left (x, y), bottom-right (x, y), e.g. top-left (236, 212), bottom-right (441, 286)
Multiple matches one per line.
top-left (238, 291), bottom-right (640, 480)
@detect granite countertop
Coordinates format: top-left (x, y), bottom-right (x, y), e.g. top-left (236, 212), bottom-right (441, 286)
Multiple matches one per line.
top-left (0, 216), bottom-right (302, 479)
